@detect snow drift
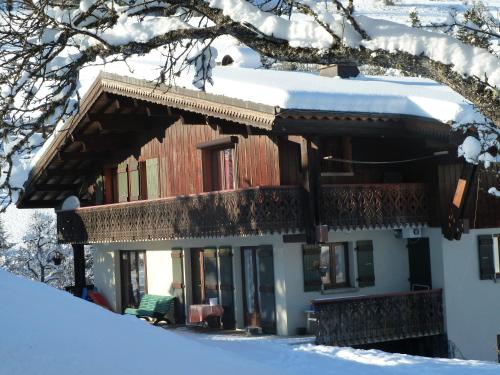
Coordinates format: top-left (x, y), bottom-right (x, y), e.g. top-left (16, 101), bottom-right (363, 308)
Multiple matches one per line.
top-left (1, 270), bottom-right (499, 375)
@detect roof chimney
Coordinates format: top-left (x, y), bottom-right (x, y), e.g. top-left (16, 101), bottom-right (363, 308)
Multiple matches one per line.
top-left (319, 64), bottom-right (359, 79)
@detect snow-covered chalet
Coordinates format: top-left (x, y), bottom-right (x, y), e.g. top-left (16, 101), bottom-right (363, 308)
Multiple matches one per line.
top-left (17, 63), bottom-right (500, 362)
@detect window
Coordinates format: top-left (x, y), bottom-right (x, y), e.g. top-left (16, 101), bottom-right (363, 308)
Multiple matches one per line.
top-left (478, 235), bottom-right (500, 280)
top-left (202, 147), bottom-right (235, 192)
top-left (320, 243), bottom-right (350, 288)
top-left (302, 240), bottom-right (375, 291)
top-left (198, 136), bottom-right (238, 192)
top-left (120, 251), bottom-right (147, 311)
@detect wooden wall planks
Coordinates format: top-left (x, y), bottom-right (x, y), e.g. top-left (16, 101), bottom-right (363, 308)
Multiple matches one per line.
top-left (123, 119), bottom-right (280, 198)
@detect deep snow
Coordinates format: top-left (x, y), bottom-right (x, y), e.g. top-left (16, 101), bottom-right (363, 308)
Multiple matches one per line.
top-left (1, 269), bottom-right (499, 375)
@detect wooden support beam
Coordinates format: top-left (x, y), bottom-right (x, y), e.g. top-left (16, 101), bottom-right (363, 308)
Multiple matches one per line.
top-left (35, 184), bottom-right (80, 192)
top-left (444, 162), bottom-right (477, 240)
top-left (43, 169), bottom-right (94, 178)
top-left (196, 136), bottom-right (238, 150)
top-left (88, 113), bottom-right (178, 132)
top-left (300, 136), bottom-right (321, 244)
top-left (18, 200), bottom-right (64, 208)
top-left (71, 133), bottom-right (135, 151)
top-left (179, 111), bottom-right (207, 125)
top-left (217, 123), bottom-right (269, 136)
top-left (58, 151), bottom-right (111, 162)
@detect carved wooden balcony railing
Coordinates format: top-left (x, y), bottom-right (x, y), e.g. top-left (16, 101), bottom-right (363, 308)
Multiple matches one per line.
top-left (313, 289), bottom-right (444, 346)
top-left (320, 183), bottom-right (430, 229)
top-left (57, 186), bottom-right (304, 244)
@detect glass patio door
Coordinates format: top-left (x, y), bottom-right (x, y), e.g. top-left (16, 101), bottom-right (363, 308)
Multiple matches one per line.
top-left (241, 246), bottom-right (276, 333)
top-left (120, 251), bottom-right (147, 311)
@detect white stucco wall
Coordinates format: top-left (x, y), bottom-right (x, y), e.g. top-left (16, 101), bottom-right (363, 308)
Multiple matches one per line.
top-left (145, 250), bottom-right (173, 296)
top-left (438, 228), bottom-right (500, 362)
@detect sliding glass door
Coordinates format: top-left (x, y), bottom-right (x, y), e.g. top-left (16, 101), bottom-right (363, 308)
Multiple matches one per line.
top-left (241, 246), bottom-right (276, 333)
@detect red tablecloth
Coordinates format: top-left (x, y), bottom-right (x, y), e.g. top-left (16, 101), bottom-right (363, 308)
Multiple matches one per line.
top-left (188, 304), bottom-right (224, 324)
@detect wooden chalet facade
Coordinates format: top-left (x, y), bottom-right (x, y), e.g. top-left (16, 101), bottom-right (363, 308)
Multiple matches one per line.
top-left (18, 71), bottom-right (500, 361)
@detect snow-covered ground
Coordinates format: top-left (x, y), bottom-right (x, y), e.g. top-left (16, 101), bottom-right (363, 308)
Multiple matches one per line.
top-left (1, 269), bottom-right (499, 375)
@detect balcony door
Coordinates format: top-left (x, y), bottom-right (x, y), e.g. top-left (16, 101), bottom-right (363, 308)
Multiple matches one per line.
top-left (191, 248), bottom-right (219, 305)
top-left (241, 246), bottom-right (276, 333)
top-left (408, 238), bottom-right (432, 290)
top-left (203, 147), bottom-right (235, 192)
top-left (190, 248), bottom-right (236, 328)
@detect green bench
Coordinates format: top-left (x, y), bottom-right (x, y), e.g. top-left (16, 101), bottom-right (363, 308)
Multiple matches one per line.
top-left (124, 294), bottom-right (176, 325)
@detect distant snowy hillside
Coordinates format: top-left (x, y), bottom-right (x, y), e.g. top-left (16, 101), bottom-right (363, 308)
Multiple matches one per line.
top-left (0, 269), bottom-right (499, 375)
top-left (350, 0), bottom-right (499, 25)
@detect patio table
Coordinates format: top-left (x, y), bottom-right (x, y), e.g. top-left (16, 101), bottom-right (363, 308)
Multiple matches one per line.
top-left (188, 304), bottom-right (224, 327)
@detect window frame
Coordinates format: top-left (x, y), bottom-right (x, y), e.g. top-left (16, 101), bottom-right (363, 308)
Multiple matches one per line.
top-left (321, 242), bottom-right (351, 290)
top-left (201, 144), bottom-right (237, 192)
top-left (494, 235), bottom-right (500, 277)
top-left (478, 234), bottom-right (500, 280)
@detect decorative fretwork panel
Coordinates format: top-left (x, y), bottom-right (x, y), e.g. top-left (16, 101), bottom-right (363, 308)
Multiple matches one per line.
top-left (320, 183), bottom-right (430, 229)
top-left (57, 186), bottom-right (304, 244)
top-left (314, 289), bottom-right (444, 346)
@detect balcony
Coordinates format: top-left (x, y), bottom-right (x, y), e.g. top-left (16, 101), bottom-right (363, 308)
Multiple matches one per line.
top-left (57, 186), bottom-right (304, 244)
top-left (320, 183), bottom-right (430, 229)
top-left (57, 183), bottom-right (430, 244)
top-left (313, 289), bottom-right (444, 346)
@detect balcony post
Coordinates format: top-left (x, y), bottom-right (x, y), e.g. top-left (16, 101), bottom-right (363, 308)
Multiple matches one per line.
top-left (72, 244), bottom-right (86, 297)
top-left (300, 137), bottom-right (321, 244)
top-left (444, 161), bottom-right (477, 240)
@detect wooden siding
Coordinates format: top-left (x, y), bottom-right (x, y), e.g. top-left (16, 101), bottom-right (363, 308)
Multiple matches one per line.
top-left (133, 120), bottom-right (280, 198)
top-left (279, 138), bottom-right (301, 185)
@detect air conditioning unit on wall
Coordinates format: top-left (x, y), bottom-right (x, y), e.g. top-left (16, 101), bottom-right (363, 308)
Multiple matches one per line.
top-left (402, 227), bottom-right (423, 239)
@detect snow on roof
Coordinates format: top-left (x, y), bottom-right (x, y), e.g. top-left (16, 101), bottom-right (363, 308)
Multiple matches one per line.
top-left (185, 66), bottom-right (478, 124)
top-left (216, 45), bottom-right (262, 68)
top-left (28, 64), bottom-right (472, 177)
